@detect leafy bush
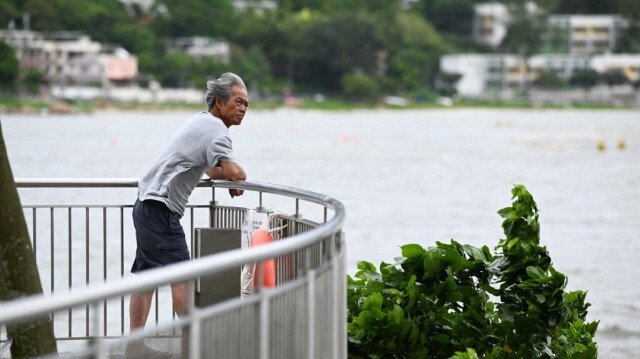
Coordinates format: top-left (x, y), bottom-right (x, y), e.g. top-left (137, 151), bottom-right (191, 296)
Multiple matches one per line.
top-left (341, 73), bottom-right (380, 104)
top-left (347, 185), bottom-right (598, 358)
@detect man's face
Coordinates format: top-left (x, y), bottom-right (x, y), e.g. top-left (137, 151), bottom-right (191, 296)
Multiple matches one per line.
top-left (218, 85), bottom-right (249, 128)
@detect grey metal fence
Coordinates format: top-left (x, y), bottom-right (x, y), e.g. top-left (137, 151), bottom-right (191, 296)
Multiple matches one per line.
top-left (0, 179), bottom-right (346, 358)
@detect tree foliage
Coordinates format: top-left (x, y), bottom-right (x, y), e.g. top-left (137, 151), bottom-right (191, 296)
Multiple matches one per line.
top-left (535, 70), bottom-right (564, 89)
top-left (294, 11), bottom-right (384, 92)
top-left (0, 41), bottom-right (19, 90)
top-left (150, 0), bottom-right (237, 38)
top-left (2, 0), bottom-right (636, 97)
top-left (413, 0), bottom-right (476, 35)
top-left (347, 185), bottom-right (598, 359)
top-left (341, 72), bottom-right (380, 104)
top-left (569, 68), bottom-right (599, 89)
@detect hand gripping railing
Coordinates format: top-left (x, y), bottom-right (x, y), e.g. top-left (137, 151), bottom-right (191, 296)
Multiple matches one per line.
top-left (2, 179), bottom-right (347, 358)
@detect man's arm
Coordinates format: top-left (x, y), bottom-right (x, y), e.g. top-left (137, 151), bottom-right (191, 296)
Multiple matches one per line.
top-left (206, 161), bottom-right (246, 181)
top-left (206, 161), bottom-right (246, 198)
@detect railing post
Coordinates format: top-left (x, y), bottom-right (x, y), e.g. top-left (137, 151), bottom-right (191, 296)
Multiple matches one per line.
top-left (306, 270), bottom-right (316, 359)
top-left (259, 289), bottom-right (271, 359)
top-left (91, 302), bottom-right (107, 359)
top-left (187, 280), bottom-right (200, 359)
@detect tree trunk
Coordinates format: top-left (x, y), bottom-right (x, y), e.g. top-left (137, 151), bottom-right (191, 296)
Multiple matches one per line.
top-left (0, 122), bottom-right (57, 357)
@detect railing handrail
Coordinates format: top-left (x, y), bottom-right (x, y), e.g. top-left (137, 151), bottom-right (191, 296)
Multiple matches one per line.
top-left (1, 179), bottom-right (346, 325)
top-left (15, 178), bottom-right (341, 207)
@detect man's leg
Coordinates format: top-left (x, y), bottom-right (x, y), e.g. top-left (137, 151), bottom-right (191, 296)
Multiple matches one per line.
top-left (129, 290), bottom-right (154, 331)
top-left (171, 282), bottom-right (189, 316)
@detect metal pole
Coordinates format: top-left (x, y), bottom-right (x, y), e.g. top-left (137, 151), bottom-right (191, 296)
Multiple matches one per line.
top-left (306, 270), bottom-right (316, 359)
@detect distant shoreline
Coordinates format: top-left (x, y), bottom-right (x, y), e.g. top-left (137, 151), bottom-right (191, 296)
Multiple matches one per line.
top-left (1, 96), bottom-right (637, 115)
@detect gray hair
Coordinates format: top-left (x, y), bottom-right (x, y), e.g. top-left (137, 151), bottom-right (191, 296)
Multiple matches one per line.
top-left (205, 73), bottom-right (247, 111)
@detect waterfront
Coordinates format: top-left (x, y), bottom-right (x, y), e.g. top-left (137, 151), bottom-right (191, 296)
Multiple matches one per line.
top-left (2, 108), bottom-right (639, 357)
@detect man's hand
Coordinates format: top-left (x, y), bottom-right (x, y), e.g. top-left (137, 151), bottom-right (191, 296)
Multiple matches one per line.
top-left (208, 161), bottom-right (246, 198)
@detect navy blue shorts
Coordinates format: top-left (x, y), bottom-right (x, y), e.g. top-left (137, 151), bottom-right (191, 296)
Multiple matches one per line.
top-left (131, 199), bottom-right (190, 273)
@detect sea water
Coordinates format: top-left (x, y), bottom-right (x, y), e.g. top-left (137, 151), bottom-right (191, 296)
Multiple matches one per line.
top-left (2, 107), bottom-right (639, 357)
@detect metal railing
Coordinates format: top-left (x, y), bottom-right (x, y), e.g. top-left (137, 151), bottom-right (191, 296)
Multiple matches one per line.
top-left (1, 179), bottom-right (346, 358)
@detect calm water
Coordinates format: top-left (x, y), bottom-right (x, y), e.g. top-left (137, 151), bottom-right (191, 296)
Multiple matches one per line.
top-left (2, 108), bottom-right (639, 357)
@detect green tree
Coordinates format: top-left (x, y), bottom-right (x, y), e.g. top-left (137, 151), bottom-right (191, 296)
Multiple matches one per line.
top-left (234, 10), bottom-right (313, 83)
top-left (0, 122), bottom-right (58, 358)
top-left (341, 72), bottom-right (380, 104)
top-left (414, 0), bottom-right (476, 35)
top-left (569, 68), bottom-right (598, 89)
top-left (436, 71), bottom-right (462, 96)
top-left (534, 69), bottom-right (564, 89)
top-left (385, 12), bottom-right (450, 93)
top-left (0, 0), bottom-right (21, 30)
top-left (275, 0), bottom-right (324, 12)
top-left (600, 69), bottom-right (628, 86)
top-left (111, 22), bottom-right (157, 55)
top-left (294, 12), bottom-right (384, 92)
top-left (317, 0), bottom-right (401, 15)
top-left (501, 2), bottom-right (549, 58)
top-left (347, 185), bottom-right (598, 359)
top-left (150, 0), bottom-right (236, 38)
top-left (555, 0), bottom-right (618, 13)
top-left (231, 45), bottom-right (274, 95)
top-left (23, 69), bottom-right (43, 94)
top-left (154, 52), bottom-right (194, 87)
top-left (615, 0), bottom-right (640, 53)
top-left (0, 41), bottom-right (19, 90)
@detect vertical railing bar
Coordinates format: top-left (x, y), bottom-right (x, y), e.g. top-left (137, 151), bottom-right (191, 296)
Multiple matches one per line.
top-left (91, 302), bottom-right (107, 359)
top-left (155, 288), bottom-right (159, 325)
top-left (307, 270), bottom-right (316, 359)
top-left (331, 233), bottom-right (340, 359)
top-left (120, 207), bottom-right (125, 336)
top-left (259, 192), bottom-right (263, 208)
top-left (86, 207), bottom-right (90, 337)
top-left (190, 207), bottom-right (195, 257)
top-left (188, 281), bottom-right (199, 359)
top-left (47, 208), bottom-right (55, 326)
top-left (32, 208), bottom-right (37, 255)
top-left (259, 290), bottom-right (270, 359)
top-left (103, 207), bottom-right (107, 336)
top-left (68, 207), bottom-right (73, 338)
top-left (324, 207), bottom-right (327, 223)
top-left (50, 208), bottom-right (54, 295)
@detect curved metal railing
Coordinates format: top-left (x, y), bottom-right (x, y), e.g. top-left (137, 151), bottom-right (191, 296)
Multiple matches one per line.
top-left (1, 179), bottom-right (347, 358)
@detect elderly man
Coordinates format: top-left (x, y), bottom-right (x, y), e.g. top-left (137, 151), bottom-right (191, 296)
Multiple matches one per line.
top-left (127, 72), bottom-right (248, 356)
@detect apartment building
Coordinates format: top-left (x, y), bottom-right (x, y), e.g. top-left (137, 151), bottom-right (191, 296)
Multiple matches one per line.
top-left (0, 28), bottom-right (137, 86)
top-left (590, 53), bottom-right (640, 82)
top-left (440, 53), bottom-right (640, 97)
top-left (547, 15), bottom-right (629, 54)
top-left (473, 3), bottom-right (629, 55)
top-left (473, 2), bottom-right (511, 49)
top-left (165, 37), bottom-right (231, 63)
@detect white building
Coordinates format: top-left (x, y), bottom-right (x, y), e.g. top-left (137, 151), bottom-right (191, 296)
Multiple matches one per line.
top-left (232, 0), bottom-right (277, 12)
top-left (473, 2), bottom-right (511, 49)
top-left (165, 37), bottom-right (231, 63)
top-left (547, 15), bottom-right (629, 54)
top-left (440, 53), bottom-right (640, 97)
top-left (118, 0), bottom-right (154, 12)
top-left (527, 54), bottom-right (590, 80)
top-left (0, 28), bottom-right (137, 85)
top-left (590, 53), bottom-right (640, 82)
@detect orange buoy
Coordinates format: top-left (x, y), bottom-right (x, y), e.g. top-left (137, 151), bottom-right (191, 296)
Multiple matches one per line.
top-left (251, 229), bottom-right (276, 288)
